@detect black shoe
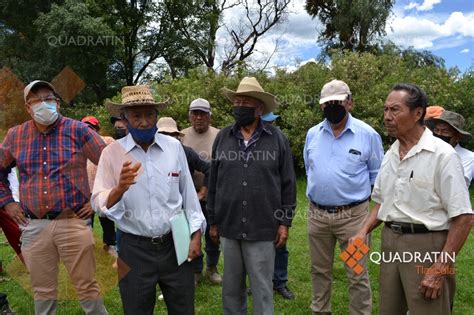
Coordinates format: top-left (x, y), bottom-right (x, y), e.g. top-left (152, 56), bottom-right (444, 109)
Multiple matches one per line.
top-left (274, 286), bottom-right (295, 300)
top-left (0, 304), bottom-right (15, 315)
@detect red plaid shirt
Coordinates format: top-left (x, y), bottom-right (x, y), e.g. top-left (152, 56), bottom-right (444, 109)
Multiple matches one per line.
top-left (0, 116), bottom-right (106, 218)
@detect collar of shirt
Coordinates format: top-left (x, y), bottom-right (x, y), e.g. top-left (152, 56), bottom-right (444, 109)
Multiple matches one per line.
top-left (230, 119), bottom-right (272, 139)
top-left (31, 115), bottom-right (63, 135)
top-left (390, 127), bottom-right (435, 159)
top-left (121, 132), bottom-right (164, 153)
top-left (230, 119), bottom-right (272, 151)
top-left (320, 113), bottom-right (355, 137)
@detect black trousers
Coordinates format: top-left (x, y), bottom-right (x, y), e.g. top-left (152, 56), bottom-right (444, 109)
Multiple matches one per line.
top-left (99, 216), bottom-right (116, 246)
top-left (90, 214), bottom-right (116, 246)
top-left (118, 232), bottom-right (194, 315)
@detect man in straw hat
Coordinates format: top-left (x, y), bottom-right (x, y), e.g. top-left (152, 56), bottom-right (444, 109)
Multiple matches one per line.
top-left (207, 77), bottom-right (296, 314)
top-left (304, 79), bottom-right (384, 315)
top-left (92, 85), bottom-right (205, 314)
top-left (427, 110), bottom-right (474, 186)
top-left (0, 80), bottom-right (108, 314)
top-left (181, 98), bottom-right (222, 286)
top-left (352, 84), bottom-right (472, 315)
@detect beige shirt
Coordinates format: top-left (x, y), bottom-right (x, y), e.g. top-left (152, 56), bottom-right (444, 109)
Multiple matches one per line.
top-left (181, 125), bottom-right (220, 189)
top-left (372, 128), bottom-right (472, 230)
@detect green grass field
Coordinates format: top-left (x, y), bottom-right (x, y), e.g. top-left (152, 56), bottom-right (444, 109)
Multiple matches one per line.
top-left (0, 178), bottom-right (473, 314)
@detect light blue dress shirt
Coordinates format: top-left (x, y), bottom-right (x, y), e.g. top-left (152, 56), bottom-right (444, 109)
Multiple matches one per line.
top-left (303, 114), bottom-right (384, 206)
top-left (92, 133), bottom-right (205, 237)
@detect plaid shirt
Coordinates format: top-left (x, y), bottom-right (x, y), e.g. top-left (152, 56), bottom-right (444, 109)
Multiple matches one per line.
top-left (0, 116), bottom-right (106, 218)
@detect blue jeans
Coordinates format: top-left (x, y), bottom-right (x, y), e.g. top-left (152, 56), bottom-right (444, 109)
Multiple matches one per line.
top-left (273, 244), bottom-right (289, 289)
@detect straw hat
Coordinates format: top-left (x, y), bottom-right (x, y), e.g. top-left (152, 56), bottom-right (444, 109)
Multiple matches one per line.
top-left (105, 85), bottom-right (168, 117)
top-left (221, 77), bottom-right (277, 114)
top-left (157, 117), bottom-right (184, 136)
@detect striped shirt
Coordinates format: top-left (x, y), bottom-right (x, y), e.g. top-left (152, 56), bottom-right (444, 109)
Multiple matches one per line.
top-left (0, 116), bottom-right (106, 218)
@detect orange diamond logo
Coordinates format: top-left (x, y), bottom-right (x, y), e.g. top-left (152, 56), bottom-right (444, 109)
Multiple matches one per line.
top-left (340, 237), bottom-right (370, 275)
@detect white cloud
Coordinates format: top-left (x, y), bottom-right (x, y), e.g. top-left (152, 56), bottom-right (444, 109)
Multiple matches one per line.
top-left (418, 0), bottom-right (442, 11)
top-left (216, 0), bottom-right (320, 71)
top-left (404, 0), bottom-right (442, 11)
top-left (460, 48), bottom-right (470, 54)
top-left (387, 11), bottom-right (474, 49)
top-left (404, 3), bottom-right (419, 10)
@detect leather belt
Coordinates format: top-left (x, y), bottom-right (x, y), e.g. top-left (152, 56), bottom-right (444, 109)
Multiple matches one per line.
top-left (123, 232), bottom-right (172, 245)
top-left (385, 222), bottom-right (435, 234)
top-left (311, 198), bottom-right (369, 213)
top-left (25, 208), bottom-right (79, 220)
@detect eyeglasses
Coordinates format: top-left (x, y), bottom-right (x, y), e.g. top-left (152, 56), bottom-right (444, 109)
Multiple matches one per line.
top-left (27, 95), bottom-right (58, 106)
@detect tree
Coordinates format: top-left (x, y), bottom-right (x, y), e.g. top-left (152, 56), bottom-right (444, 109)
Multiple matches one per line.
top-left (305, 0), bottom-right (394, 53)
top-left (164, 0), bottom-right (290, 74)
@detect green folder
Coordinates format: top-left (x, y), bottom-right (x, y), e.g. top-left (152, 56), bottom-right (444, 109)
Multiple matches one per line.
top-left (170, 210), bottom-right (191, 265)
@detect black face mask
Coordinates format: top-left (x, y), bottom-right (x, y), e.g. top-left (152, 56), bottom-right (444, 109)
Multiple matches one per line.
top-left (114, 128), bottom-right (127, 139)
top-left (323, 103), bottom-right (347, 124)
top-left (433, 133), bottom-right (454, 146)
top-left (233, 106), bottom-right (256, 127)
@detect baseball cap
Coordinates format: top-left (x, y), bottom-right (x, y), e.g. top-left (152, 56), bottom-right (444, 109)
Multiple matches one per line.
top-left (189, 98), bottom-right (211, 113)
top-left (81, 116), bottom-right (100, 127)
top-left (261, 112), bottom-right (280, 122)
top-left (24, 80), bottom-right (57, 102)
top-left (319, 80), bottom-right (351, 104)
top-left (424, 105), bottom-right (445, 121)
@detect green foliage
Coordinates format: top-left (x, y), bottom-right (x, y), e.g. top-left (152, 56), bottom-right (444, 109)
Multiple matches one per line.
top-left (148, 50), bottom-right (474, 170)
top-left (305, 0), bottom-right (395, 53)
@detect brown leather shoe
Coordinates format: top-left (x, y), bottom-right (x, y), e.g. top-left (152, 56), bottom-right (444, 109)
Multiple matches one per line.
top-left (205, 266), bottom-right (222, 284)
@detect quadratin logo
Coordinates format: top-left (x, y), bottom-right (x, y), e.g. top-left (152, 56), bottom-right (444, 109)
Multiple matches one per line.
top-left (339, 237), bottom-right (369, 274)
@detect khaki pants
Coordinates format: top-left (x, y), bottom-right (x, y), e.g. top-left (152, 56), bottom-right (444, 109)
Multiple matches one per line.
top-left (379, 225), bottom-right (455, 315)
top-left (21, 217), bottom-right (107, 315)
top-left (308, 202), bottom-right (371, 315)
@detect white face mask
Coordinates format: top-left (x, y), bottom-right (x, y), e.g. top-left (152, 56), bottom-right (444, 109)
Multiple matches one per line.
top-left (31, 101), bottom-right (59, 125)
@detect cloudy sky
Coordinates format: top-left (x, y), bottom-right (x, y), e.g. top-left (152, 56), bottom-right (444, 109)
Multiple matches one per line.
top-left (218, 0), bottom-right (473, 72)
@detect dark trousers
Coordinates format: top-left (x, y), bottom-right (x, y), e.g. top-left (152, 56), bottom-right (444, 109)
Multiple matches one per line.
top-left (273, 244), bottom-right (289, 289)
top-left (90, 214), bottom-right (116, 246)
top-left (0, 208), bottom-right (22, 259)
top-left (0, 293), bottom-right (9, 308)
top-left (98, 216), bottom-right (116, 246)
top-left (118, 232), bottom-right (194, 315)
top-left (192, 201), bottom-right (220, 273)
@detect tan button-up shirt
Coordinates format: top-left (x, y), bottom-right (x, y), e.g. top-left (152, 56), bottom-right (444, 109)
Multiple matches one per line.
top-left (372, 128), bottom-right (472, 230)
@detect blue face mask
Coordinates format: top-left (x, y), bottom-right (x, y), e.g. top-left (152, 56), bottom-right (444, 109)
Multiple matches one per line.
top-left (128, 125), bottom-right (157, 143)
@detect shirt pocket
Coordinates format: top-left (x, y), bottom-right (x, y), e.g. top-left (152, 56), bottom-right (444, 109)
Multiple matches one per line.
top-left (340, 153), bottom-right (365, 176)
top-left (167, 172), bottom-right (181, 203)
top-left (399, 177), bottom-right (434, 211)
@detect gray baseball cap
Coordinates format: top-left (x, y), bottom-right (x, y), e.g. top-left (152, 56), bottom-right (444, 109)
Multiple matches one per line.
top-left (189, 98), bottom-right (211, 113)
top-left (23, 80), bottom-right (57, 102)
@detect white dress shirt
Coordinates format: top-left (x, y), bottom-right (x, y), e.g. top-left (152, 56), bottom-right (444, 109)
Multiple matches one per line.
top-left (372, 128), bottom-right (472, 231)
top-left (8, 167), bottom-right (19, 202)
top-left (91, 133), bottom-right (205, 237)
top-left (454, 144), bottom-right (474, 186)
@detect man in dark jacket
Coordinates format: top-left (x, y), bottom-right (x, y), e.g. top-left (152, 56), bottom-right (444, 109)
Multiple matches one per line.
top-left (207, 77), bottom-right (297, 315)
